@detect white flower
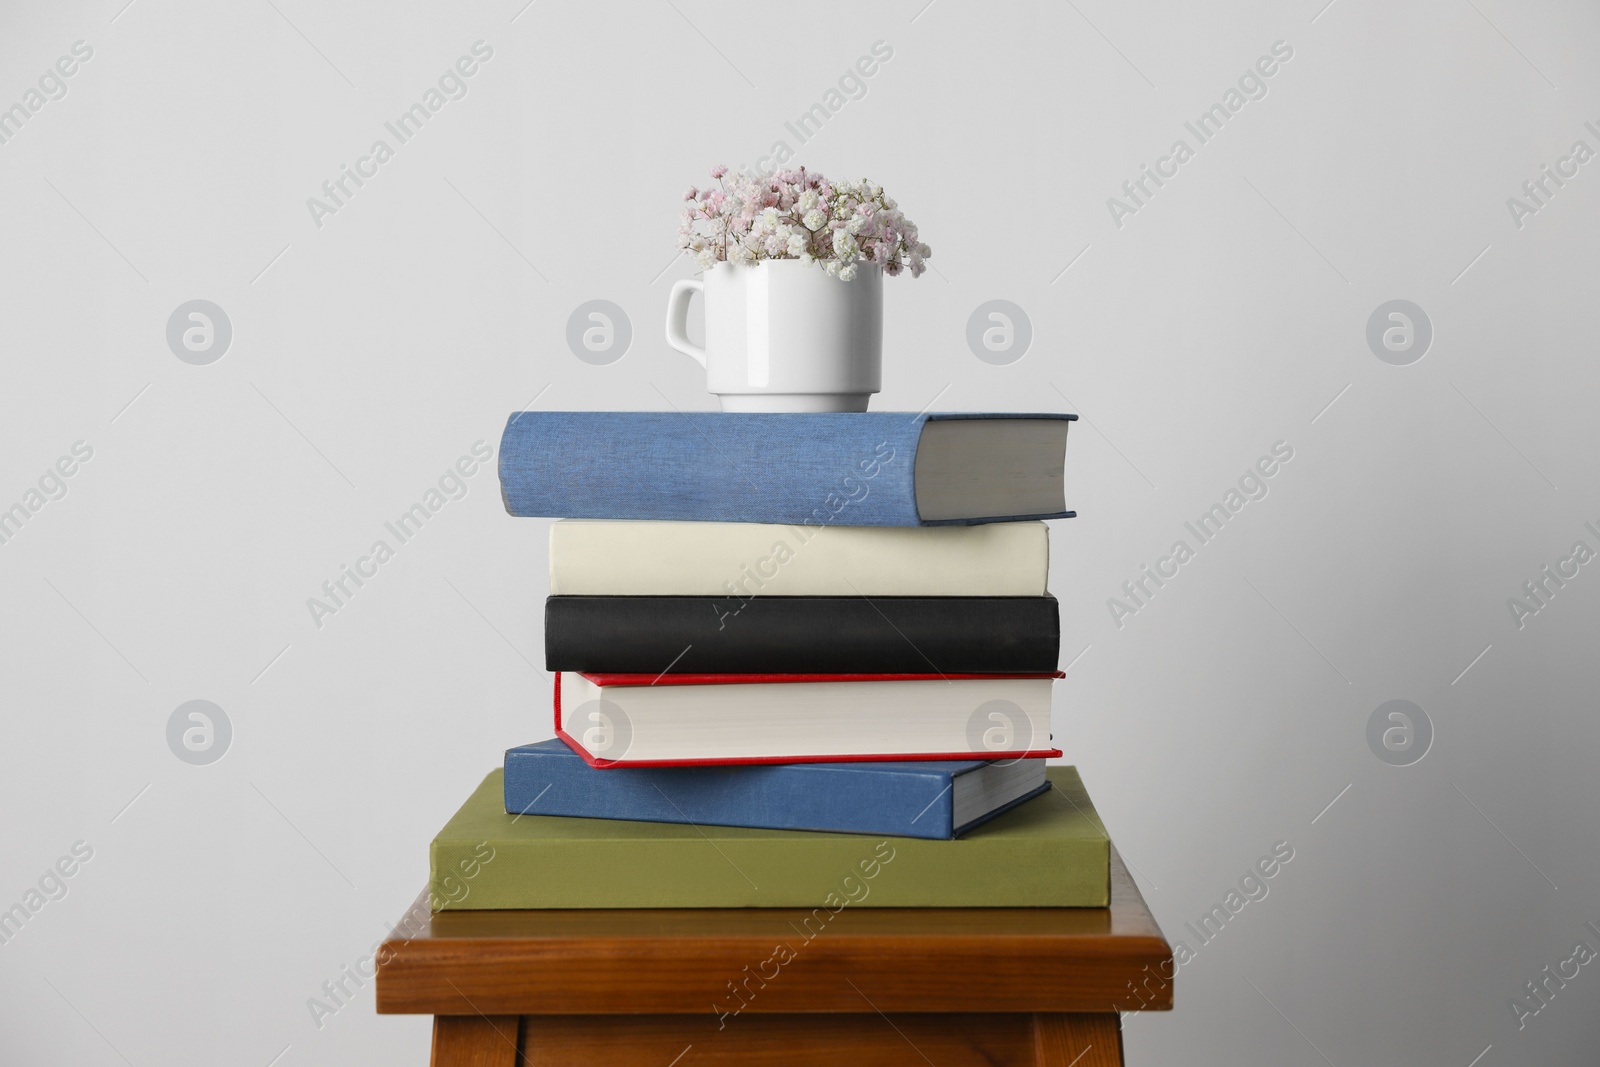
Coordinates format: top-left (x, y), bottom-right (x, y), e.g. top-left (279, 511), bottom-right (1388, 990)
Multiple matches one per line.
top-left (675, 166), bottom-right (929, 281)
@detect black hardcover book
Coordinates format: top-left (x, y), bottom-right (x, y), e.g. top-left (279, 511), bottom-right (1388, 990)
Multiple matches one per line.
top-left (544, 595), bottom-right (1060, 674)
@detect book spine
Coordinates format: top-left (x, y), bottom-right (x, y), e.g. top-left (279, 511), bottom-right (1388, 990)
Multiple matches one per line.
top-left (547, 521), bottom-right (1051, 597)
top-left (544, 596), bottom-right (1061, 674)
top-left (553, 672), bottom-right (1064, 767)
top-left (504, 749), bottom-right (957, 839)
top-left (498, 412), bottom-right (927, 525)
top-left (430, 830), bottom-right (1107, 909)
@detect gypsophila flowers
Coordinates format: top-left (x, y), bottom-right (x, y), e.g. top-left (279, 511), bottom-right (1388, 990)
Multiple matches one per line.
top-left (677, 165), bottom-right (931, 280)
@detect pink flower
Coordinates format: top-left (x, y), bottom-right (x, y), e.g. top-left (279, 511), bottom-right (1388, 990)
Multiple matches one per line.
top-left (675, 164), bottom-right (929, 280)
top-left (683, 186), bottom-right (697, 201)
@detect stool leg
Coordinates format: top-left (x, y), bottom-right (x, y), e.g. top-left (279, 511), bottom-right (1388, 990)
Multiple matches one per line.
top-left (430, 1014), bottom-right (520, 1067)
top-left (1032, 1013), bottom-right (1123, 1066)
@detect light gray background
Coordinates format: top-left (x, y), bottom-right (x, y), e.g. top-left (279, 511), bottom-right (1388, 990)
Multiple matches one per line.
top-left (2, 1), bottom-right (1597, 1064)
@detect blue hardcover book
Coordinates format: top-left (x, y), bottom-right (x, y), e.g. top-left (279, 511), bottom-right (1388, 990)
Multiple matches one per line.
top-left (498, 411), bottom-right (1075, 526)
top-left (503, 738), bottom-right (1053, 840)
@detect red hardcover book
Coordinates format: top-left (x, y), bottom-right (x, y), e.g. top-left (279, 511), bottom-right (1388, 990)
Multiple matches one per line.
top-left (553, 670), bottom-right (1064, 768)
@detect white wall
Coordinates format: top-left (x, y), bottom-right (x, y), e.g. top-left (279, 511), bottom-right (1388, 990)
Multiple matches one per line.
top-left (2, 1), bottom-right (1597, 1063)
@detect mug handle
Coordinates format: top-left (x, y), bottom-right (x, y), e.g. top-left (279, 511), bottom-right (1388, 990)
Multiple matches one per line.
top-left (665, 277), bottom-right (706, 367)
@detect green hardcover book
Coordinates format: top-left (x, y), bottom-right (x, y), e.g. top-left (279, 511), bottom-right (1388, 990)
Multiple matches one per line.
top-left (429, 768), bottom-right (1109, 909)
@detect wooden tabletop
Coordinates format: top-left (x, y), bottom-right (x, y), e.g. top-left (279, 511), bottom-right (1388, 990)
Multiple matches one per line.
top-left (376, 848), bottom-right (1172, 1017)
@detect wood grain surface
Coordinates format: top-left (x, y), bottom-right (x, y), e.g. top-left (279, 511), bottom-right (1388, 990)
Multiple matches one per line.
top-left (517, 1012), bottom-right (1121, 1066)
top-left (428, 1015), bottom-right (518, 1067)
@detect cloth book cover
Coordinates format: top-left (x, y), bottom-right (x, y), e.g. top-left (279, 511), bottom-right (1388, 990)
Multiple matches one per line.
top-left (504, 738), bottom-right (1052, 840)
top-left (432, 767), bottom-right (1109, 908)
top-left (555, 670), bottom-right (1062, 767)
top-left (548, 519), bottom-right (1051, 596)
top-left (545, 595), bottom-right (1060, 674)
top-left (497, 411), bottom-right (1075, 526)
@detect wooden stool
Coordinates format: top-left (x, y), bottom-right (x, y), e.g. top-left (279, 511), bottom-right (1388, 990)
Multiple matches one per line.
top-left (376, 849), bottom-right (1171, 1065)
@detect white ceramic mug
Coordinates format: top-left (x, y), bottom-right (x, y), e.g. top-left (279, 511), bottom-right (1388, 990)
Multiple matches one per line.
top-left (665, 259), bottom-right (882, 412)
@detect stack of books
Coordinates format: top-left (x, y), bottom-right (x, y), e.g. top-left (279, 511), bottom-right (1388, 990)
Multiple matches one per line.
top-left (428, 410), bottom-right (1115, 910)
